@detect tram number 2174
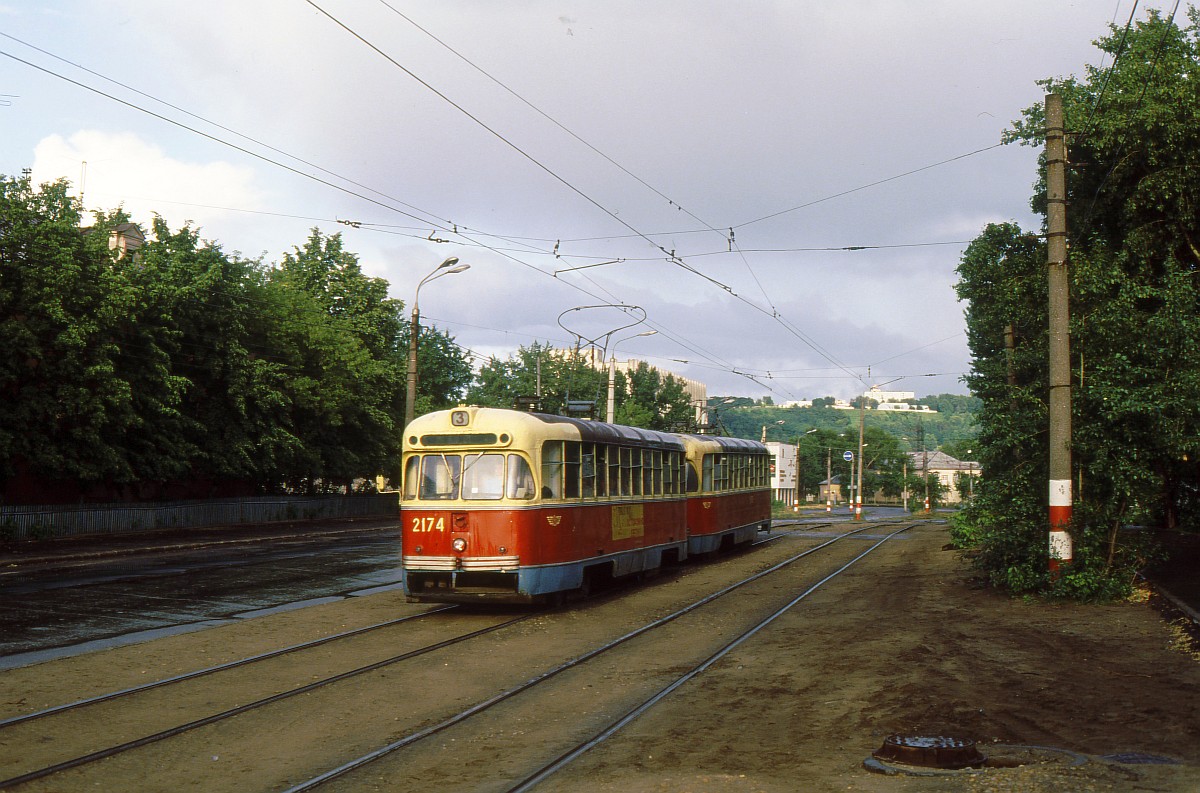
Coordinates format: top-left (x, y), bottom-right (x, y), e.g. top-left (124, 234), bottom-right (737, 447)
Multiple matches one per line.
top-left (410, 516), bottom-right (445, 533)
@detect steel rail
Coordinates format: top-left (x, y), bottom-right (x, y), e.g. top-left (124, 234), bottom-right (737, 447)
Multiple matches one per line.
top-left (0, 519), bottom-right (825, 735)
top-left (510, 523), bottom-right (917, 791)
top-left (283, 522), bottom-right (892, 792)
top-left (0, 611), bottom-right (529, 790)
top-left (0, 605), bottom-right (456, 730)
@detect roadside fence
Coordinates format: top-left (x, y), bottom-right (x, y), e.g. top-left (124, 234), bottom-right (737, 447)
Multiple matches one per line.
top-left (0, 494), bottom-right (400, 541)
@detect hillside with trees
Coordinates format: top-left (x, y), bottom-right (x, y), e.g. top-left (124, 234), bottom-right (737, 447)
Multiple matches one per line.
top-left (711, 394), bottom-right (980, 457)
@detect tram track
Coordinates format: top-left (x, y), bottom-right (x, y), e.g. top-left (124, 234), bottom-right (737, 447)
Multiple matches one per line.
top-left (287, 521), bottom-right (918, 792)
top-left (1, 520), bottom-right (916, 791)
top-left (509, 523), bottom-right (913, 792)
top-left (0, 606), bottom-right (527, 790)
top-left (0, 605), bottom-right (455, 730)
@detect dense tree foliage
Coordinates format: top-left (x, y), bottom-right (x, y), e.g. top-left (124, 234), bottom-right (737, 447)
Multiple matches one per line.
top-left (467, 343), bottom-right (694, 431)
top-left (0, 177), bottom-right (471, 501)
top-left (708, 396), bottom-right (976, 510)
top-left (953, 9), bottom-right (1200, 598)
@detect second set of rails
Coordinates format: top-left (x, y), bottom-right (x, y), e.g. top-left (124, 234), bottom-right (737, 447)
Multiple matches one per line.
top-left (0, 520), bottom-right (923, 792)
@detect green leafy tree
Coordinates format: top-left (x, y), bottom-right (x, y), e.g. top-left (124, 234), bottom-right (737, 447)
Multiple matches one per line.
top-left (469, 343), bottom-right (610, 416)
top-left (132, 217), bottom-right (296, 488)
top-left (269, 230), bottom-right (410, 491)
top-left (617, 361), bottom-right (693, 431)
top-left (955, 9), bottom-right (1200, 598)
top-left (0, 177), bottom-right (151, 490)
top-left (468, 344), bottom-right (691, 429)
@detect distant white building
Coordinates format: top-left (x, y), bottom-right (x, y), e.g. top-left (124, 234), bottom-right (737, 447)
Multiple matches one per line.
top-left (876, 402), bottom-right (936, 413)
top-left (865, 387), bottom-right (916, 403)
top-left (765, 441), bottom-right (806, 505)
top-left (863, 386), bottom-right (937, 413)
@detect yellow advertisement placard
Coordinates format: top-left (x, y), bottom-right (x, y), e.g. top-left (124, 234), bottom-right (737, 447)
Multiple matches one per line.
top-left (611, 503), bottom-right (645, 540)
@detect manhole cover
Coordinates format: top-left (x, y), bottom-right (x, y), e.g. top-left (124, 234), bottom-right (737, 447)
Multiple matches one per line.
top-left (872, 735), bottom-right (986, 770)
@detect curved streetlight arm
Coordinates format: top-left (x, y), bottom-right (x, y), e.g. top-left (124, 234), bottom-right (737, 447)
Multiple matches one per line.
top-left (406, 257), bottom-right (468, 428)
top-left (413, 257), bottom-right (468, 316)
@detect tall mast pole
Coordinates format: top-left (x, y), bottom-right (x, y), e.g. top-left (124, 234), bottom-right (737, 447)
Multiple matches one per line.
top-left (1046, 92), bottom-right (1073, 574)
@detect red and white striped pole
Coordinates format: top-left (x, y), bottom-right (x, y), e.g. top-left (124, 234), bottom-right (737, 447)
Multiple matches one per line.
top-left (1046, 93), bottom-right (1073, 575)
top-left (1049, 480), bottom-right (1072, 573)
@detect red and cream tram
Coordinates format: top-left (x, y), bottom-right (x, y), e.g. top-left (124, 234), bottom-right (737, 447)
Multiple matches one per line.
top-left (679, 434), bottom-right (773, 554)
top-left (400, 406), bottom-right (770, 604)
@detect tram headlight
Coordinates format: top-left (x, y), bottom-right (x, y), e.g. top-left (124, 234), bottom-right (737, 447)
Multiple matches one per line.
top-left (452, 537), bottom-right (467, 553)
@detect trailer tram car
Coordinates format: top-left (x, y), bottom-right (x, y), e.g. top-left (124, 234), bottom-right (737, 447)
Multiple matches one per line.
top-left (679, 434), bottom-right (772, 554)
top-left (399, 406), bottom-right (771, 605)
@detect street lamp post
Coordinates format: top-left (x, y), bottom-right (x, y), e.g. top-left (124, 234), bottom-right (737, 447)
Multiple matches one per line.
top-left (966, 448), bottom-right (974, 500)
top-left (855, 396), bottom-right (866, 520)
top-left (794, 428), bottom-right (817, 512)
top-left (606, 329), bottom-right (656, 423)
top-left (405, 256), bottom-right (470, 428)
top-left (825, 445), bottom-right (832, 512)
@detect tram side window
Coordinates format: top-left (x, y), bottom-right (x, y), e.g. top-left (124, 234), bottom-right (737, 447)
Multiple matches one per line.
top-left (420, 455), bottom-right (461, 500)
top-left (542, 441), bottom-right (563, 499)
top-left (756, 455), bottom-right (767, 487)
top-left (564, 441), bottom-right (581, 499)
top-left (714, 454), bottom-right (729, 492)
top-left (731, 455), bottom-right (742, 489)
top-left (581, 443), bottom-right (596, 498)
top-left (595, 445), bottom-right (608, 497)
top-left (631, 448), bottom-right (644, 496)
top-left (462, 453), bottom-right (505, 500)
top-left (663, 451), bottom-right (676, 495)
top-left (403, 456), bottom-right (420, 500)
top-left (650, 450), bottom-right (662, 496)
top-left (506, 455), bottom-right (536, 500)
top-left (619, 446), bottom-right (632, 496)
top-left (702, 455), bottom-right (713, 491)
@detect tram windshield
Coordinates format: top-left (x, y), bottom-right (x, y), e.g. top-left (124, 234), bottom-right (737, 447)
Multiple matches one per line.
top-left (404, 453), bottom-right (535, 501)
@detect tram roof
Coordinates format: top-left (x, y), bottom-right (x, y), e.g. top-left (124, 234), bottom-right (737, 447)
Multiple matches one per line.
top-left (406, 407), bottom-right (769, 454)
top-left (677, 434), bottom-right (768, 455)
top-left (529, 412), bottom-right (685, 450)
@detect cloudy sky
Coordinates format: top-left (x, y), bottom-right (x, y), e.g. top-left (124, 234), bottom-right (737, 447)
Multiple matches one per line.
top-left (0, 1), bottom-right (1162, 401)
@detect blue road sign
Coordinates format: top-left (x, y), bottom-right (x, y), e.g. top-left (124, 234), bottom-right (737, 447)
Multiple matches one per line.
top-left (843, 451), bottom-right (854, 462)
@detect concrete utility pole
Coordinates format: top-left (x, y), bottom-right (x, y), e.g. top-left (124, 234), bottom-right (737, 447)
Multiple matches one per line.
top-left (825, 446), bottom-right (832, 512)
top-left (920, 422), bottom-right (930, 513)
top-left (1045, 93), bottom-right (1073, 574)
top-left (854, 397), bottom-right (866, 520)
top-left (793, 437), bottom-right (801, 512)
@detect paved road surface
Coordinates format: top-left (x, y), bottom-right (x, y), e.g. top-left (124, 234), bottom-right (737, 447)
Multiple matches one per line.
top-left (0, 519), bottom-right (401, 669)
